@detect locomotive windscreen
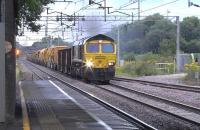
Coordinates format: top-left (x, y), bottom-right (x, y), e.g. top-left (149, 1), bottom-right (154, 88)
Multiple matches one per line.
top-left (87, 43), bottom-right (99, 53)
top-left (102, 43), bottom-right (114, 53)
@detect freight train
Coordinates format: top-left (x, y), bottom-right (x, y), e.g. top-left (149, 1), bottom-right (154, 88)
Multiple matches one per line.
top-left (28, 34), bottom-right (117, 83)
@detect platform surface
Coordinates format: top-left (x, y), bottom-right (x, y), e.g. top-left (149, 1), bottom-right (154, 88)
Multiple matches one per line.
top-left (19, 80), bottom-right (111, 130)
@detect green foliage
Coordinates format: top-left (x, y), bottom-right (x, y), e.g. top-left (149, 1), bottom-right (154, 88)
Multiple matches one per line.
top-left (135, 52), bottom-right (159, 61)
top-left (113, 14), bottom-right (200, 78)
top-left (123, 39), bottom-right (144, 53)
top-left (120, 63), bottom-right (137, 76)
top-left (32, 36), bottom-right (72, 47)
top-left (108, 13), bottom-right (177, 55)
top-left (117, 61), bottom-right (157, 76)
top-left (135, 62), bottom-right (157, 76)
top-left (16, 0), bottom-right (54, 32)
top-left (108, 14), bottom-right (200, 57)
top-left (159, 39), bottom-right (176, 56)
top-left (181, 16), bottom-right (200, 41)
top-left (150, 19), bottom-right (176, 32)
top-left (144, 29), bottom-right (164, 53)
top-left (180, 16), bottom-right (200, 54)
top-left (143, 13), bottom-right (164, 28)
top-left (183, 40), bottom-right (200, 53)
top-left (123, 52), bottom-right (136, 61)
top-left (184, 62), bottom-right (200, 82)
top-left (116, 53), bottom-right (174, 77)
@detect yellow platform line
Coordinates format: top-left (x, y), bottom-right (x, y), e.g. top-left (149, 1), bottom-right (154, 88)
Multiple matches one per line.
top-left (19, 82), bottom-right (31, 130)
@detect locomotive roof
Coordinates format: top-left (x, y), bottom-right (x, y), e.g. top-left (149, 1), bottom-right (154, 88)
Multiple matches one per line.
top-left (86, 34), bottom-right (114, 42)
top-left (49, 45), bottom-right (69, 48)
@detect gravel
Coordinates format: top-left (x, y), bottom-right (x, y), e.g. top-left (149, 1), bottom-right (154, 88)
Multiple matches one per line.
top-left (135, 74), bottom-right (186, 84)
top-left (111, 80), bottom-right (200, 108)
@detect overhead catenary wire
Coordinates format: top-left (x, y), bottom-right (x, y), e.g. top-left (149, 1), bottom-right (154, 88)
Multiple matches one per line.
top-left (19, 0), bottom-right (182, 45)
top-left (76, 0), bottom-right (180, 39)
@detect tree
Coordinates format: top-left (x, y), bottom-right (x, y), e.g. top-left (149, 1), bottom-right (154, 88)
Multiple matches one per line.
top-left (150, 19), bottom-right (176, 33)
top-left (144, 29), bottom-right (164, 53)
top-left (183, 40), bottom-right (200, 53)
top-left (123, 52), bottom-right (136, 61)
top-left (143, 13), bottom-right (164, 29)
top-left (122, 39), bottom-right (144, 54)
top-left (126, 22), bottom-right (147, 39)
top-left (15, 0), bottom-right (54, 33)
top-left (181, 16), bottom-right (200, 41)
top-left (108, 14), bottom-right (200, 56)
top-left (159, 39), bottom-right (176, 56)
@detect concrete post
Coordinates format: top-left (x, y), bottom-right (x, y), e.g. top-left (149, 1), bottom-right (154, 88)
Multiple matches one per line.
top-left (138, 0), bottom-right (140, 20)
top-left (117, 25), bottom-right (120, 66)
top-left (0, 0), bottom-right (5, 123)
top-left (176, 16), bottom-right (181, 73)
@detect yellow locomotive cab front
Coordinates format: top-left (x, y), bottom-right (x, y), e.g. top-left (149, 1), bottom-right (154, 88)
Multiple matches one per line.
top-left (83, 35), bottom-right (117, 82)
top-left (84, 40), bottom-right (116, 68)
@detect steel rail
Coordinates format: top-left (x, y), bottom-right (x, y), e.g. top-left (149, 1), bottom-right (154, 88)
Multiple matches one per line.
top-left (26, 61), bottom-right (157, 130)
top-left (95, 84), bottom-right (200, 126)
top-left (109, 83), bottom-right (200, 113)
top-left (113, 77), bottom-right (200, 93)
top-left (24, 62), bottom-right (44, 80)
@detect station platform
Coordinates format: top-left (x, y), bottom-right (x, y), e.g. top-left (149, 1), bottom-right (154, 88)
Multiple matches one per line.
top-left (19, 80), bottom-right (112, 130)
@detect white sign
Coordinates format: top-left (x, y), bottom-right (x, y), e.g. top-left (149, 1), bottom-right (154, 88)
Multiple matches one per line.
top-left (5, 41), bottom-right (12, 53)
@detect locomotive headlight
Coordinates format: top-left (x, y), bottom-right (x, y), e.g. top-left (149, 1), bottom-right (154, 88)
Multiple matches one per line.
top-left (86, 61), bottom-right (93, 67)
top-left (108, 62), bottom-right (114, 66)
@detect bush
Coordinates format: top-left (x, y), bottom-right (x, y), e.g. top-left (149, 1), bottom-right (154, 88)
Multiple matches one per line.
top-left (124, 52), bottom-right (136, 61)
top-left (185, 62), bottom-right (200, 80)
top-left (135, 62), bottom-right (157, 76)
top-left (116, 53), bottom-right (174, 77)
top-left (116, 61), bottom-right (158, 76)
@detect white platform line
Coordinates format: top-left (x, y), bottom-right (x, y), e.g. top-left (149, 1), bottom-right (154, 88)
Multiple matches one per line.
top-left (49, 80), bottom-right (112, 130)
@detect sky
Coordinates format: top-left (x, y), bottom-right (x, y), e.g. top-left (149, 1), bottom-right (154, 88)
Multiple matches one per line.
top-left (17, 0), bottom-right (200, 46)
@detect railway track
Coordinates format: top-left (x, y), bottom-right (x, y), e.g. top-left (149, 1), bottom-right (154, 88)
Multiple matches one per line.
top-left (22, 62), bottom-right (44, 80)
top-left (30, 70), bottom-right (43, 80)
top-left (24, 60), bottom-right (157, 130)
top-left (113, 77), bottom-right (200, 93)
top-left (95, 83), bottom-right (200, 126)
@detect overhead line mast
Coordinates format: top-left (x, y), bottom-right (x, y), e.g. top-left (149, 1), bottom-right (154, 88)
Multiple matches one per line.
top-left (188, 0), bottom-right (200, 7)
top-left (138, 0), bottom-right (140, 20)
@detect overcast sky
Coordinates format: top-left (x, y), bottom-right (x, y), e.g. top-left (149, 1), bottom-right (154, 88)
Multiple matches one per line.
top-left (17, 0), bottom-right (200, 46)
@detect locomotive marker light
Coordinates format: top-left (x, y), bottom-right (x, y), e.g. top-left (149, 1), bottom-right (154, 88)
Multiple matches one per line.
top-left (86, 60), bottom-right (93, 68)
top-left (108, 62), bottom-right (114, 66)
top-left (99, 40), bottom-right (103, 43)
